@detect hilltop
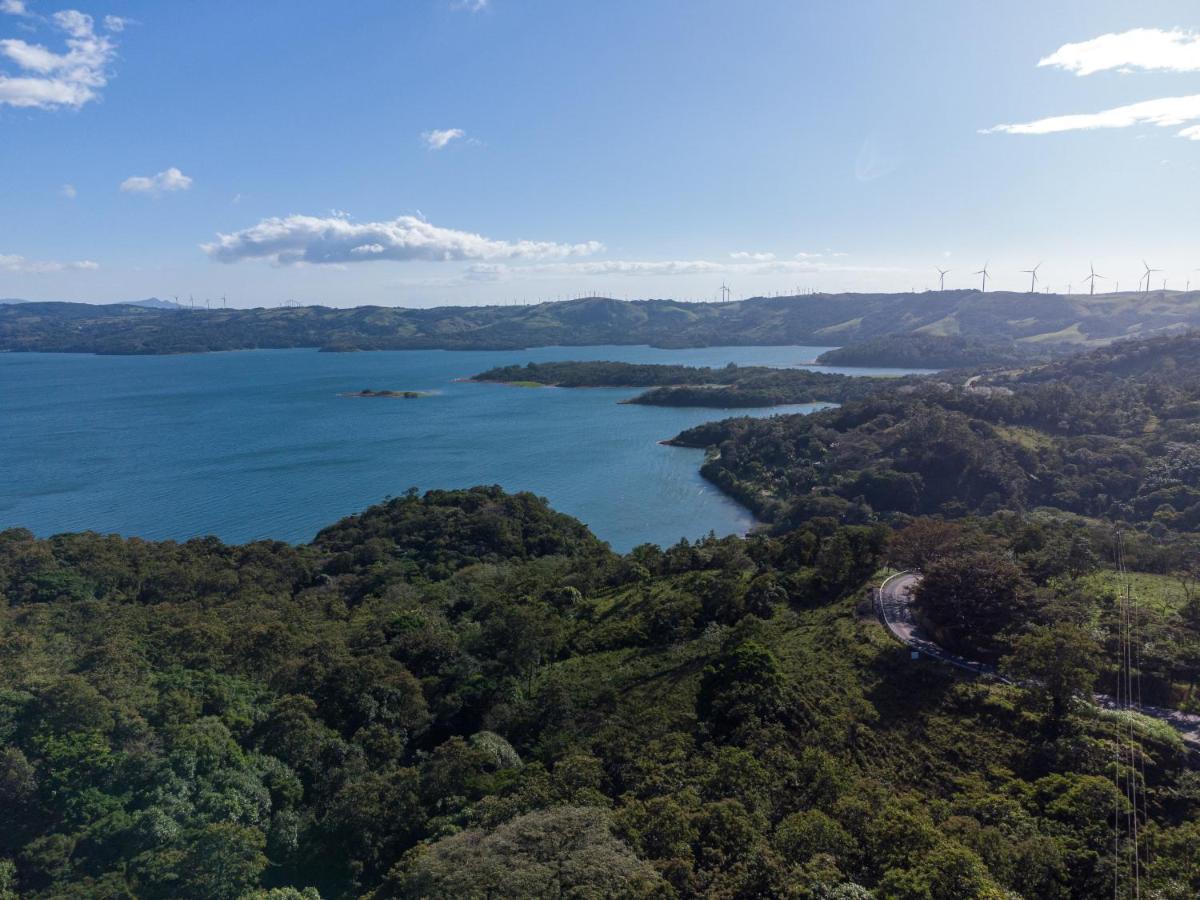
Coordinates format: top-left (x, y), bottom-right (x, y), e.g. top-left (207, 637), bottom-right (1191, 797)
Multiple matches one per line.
top-left (3, 290), bottom-right (1200, 354)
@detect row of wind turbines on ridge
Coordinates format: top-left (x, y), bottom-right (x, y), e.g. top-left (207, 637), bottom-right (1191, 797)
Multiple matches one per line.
top-left (935, 261), bottom-right (1190, 296)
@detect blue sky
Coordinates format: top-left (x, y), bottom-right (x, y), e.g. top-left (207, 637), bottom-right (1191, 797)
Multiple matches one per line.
top-left (2, 0), bottom-right (1199, 307)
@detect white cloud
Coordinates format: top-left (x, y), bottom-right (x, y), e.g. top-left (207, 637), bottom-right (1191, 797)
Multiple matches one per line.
top-left (1039, 28), bottom-right (1200, 76)
top-left (452, 0), bottom-right (488, 11)
top-left (0, 8), bottom-right (119, 110)
top-left (422, 127), bottom-right (466, 150)
top-left (0, 252), bottom-right (98, 273)
top-left (59, 182), bottom-right (75, 198)
top-left (730, 251), bottom-right (775, 261)
top-left (102, 15), bottom-right (126, 32)
top-left (204, 213), bottom-right (605, 266)
top-left (120, 167), bottom-right (193, 195)
top-left (0, 1), bottom-right (29, 16)
top-left (984, 93), bottom-right (1200, 140)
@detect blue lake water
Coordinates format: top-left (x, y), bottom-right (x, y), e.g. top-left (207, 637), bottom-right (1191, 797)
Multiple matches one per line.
top-left (0, 346), bottom-right (928, 551)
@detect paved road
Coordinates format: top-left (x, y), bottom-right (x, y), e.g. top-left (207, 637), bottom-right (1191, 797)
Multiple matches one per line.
top-left (878, 571), bottom-right (1200, 749)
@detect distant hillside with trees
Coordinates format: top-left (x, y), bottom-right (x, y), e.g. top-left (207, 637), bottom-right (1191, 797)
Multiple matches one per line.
top-left (3, 289), bottom-right (1199, 354)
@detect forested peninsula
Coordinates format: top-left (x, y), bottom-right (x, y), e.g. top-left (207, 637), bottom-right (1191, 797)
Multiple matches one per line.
top-left (471, 360), bottom-right (900, 407)
top-left (813, 334), bottom-right (1064, 369)
top-left (668, 331), bottom-right (1200, 533)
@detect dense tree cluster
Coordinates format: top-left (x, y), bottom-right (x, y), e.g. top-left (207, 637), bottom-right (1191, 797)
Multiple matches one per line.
top-left (1, 488), bottom-right (1198, 897)
top-left (894, 513), bottom-right (1200, 709)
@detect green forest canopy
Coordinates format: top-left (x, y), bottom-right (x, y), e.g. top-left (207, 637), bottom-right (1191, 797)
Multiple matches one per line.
top-left (2, 486), bottom-right (1199, 898)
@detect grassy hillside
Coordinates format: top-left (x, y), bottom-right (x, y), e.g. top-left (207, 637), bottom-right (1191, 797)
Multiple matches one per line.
top-left (4, 290), bottom-right (1200, 354)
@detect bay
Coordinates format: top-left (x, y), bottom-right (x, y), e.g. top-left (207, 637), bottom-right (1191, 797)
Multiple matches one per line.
top-left (0, 346), bottom-right (930, 551)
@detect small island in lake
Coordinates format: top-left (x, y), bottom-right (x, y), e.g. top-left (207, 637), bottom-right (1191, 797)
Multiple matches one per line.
top-left (340, 388), bottom-right (430, 399)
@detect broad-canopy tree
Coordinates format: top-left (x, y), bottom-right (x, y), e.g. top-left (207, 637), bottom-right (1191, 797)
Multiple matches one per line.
top-left (913, 550), bottom-right (1035, 657)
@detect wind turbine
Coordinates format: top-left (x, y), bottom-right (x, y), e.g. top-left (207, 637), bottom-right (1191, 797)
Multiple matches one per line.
top-left (719, 283), bottom-right (731, 302)
top-left (1142, 260), bottom-right (1162, 294)
top-left (1082, 262), bottom-right (1105, 296)
top-left (974, 262), bottom-right (990, 293)
top-left (935, 267), bottom-right (950, 291)
top-left (1020, 262), bottom-right (1041, 293)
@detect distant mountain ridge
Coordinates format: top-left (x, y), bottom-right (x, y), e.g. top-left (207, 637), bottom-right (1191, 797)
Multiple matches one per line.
top-left (1, 290), bottom-right (1198, 354)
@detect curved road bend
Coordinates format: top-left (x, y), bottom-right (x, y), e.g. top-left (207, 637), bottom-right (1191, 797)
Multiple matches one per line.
top-left (878, 571), bottom-right (1200, 749)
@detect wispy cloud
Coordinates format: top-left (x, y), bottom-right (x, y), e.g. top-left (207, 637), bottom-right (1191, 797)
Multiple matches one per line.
top-left (730, 251), bottom-right (775, 261)
top-left (984, 94), bottom-right (1200, 140)
top-left (463, 256), bottom-right (900, 282)
top-left (203, 213), bottom-right (604, 266)
top-left (451, 0), bottom-right (488, 12)
top-left (0, 252), bottom-right (97, 273)
top-left (422, 127), bottom-right (466, 150)
top-left (987, 28), bottom-right (1200, 142)
top-left (0, 8), bottom-right (119, 110)
top-left (120, 167), bottom-right (193, 195)
top-left (1039, 28), bottom-right (1200, 76)
top-left (59, 182), bottom-right (75, 198)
